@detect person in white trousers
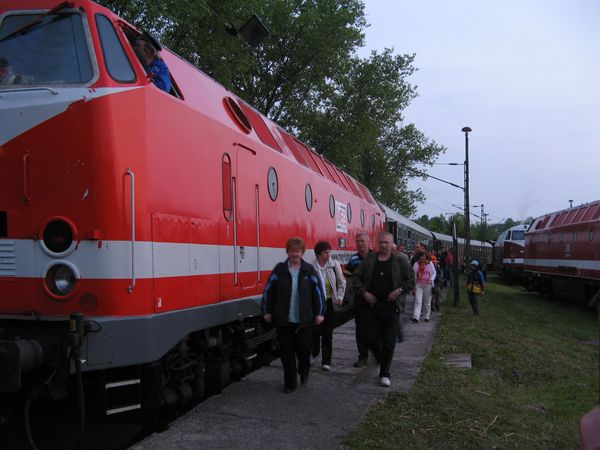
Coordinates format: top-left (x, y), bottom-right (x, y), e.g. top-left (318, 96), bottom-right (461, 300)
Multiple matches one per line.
top-left (412, 254), bottom-right (436, 322)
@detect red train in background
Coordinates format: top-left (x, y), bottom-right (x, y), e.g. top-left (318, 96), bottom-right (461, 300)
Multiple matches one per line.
top-left (0, 1), bottom-right (384, 446)
top-left (524, 201), bottom-right (600, 302)
top-left (494, 224), bottom-right (527, 282)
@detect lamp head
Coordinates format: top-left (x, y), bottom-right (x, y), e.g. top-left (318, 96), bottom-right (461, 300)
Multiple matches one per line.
top-left (461, 126), bottom-right (472, 133)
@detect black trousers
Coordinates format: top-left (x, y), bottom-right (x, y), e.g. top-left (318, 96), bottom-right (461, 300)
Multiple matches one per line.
top-left (355, 303), bottom-right (382, 362)
top-left (277, 324), bottom-right (313, 389)
top-left (372, 305), bottom-right (399, 378)
top-left (312, 299), bottom-right (335, 364)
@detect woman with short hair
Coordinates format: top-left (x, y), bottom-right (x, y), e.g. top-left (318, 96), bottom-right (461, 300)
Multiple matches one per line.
top-left (311, 241), bottom-right (346, 370)
top-left (262, 237), bottom-right (325, 393)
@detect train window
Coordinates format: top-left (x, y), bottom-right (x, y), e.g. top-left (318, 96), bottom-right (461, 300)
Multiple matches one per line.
top-left (347, 203), bottom-right (352, 223)
top-left (512, 230), bottom-right (525, 240)
top-left (222, 154), bottom-right (232, 220)
top-left (96, 15), bottom-right (136, 83)
top-left (329, 195), bottom-right (335, 218)
top-left (573, 231), bottom-right (577, 241)
top-left (360, 209), bottom-right (365, 227)
top-left (589, 229), bottom-right (594, 241)
top-left (267, 167), bottom-right (279, 201)
top-left (224, 97), bottom-right (252, 133)
top-left (547, 233), bottom-right (552, 243)
top-left (239, 102), bottom-right (282, 152)
top-left (559, 232), bottom-right (563, 243)
top-left (371, 214), bottom-right (376, 230)
top-left (0, 12), bottom-right (93, 85)
top-left (305, 184), bottom-right (313, 211)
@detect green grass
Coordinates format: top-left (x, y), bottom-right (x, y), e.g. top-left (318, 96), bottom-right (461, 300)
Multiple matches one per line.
top-left (346, 274), bottom-right (599, 449)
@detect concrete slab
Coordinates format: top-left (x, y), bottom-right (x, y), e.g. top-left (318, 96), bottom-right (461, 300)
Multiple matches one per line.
top-left (443, 353), bottom-right (472, 369)
top-left (132, 293), bottom-right (442, 450)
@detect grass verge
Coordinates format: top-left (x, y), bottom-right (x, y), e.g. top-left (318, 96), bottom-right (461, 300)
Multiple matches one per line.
top-left (346, 274), bottom-right (599, 449)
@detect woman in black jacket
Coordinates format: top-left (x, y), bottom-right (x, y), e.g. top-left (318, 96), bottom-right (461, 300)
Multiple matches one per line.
top-left (262, 237), bottom-right (326, 393)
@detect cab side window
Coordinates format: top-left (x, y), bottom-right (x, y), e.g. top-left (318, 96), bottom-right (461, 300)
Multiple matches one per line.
top-left (95, 14), bottom-right (136, 83)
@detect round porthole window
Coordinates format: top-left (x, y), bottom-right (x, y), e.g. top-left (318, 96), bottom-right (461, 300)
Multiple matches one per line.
top-left (267, 167), bottom-right (278, 201)
top-left (329, 194), bottom-right (335, 218)
top-left (347, 203), bottom-right (352, 223)
top-left (305, 184), bottom-right (313, 211)
top-left (360, 209), bottom-right (365, 227)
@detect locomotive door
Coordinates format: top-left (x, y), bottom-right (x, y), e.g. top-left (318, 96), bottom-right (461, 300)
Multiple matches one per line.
top-left (234, 145), bottom-right (259, 289)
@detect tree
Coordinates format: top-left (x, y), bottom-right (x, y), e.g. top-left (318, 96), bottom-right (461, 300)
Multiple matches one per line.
top-left (97, 0), bottom-right (445, 214)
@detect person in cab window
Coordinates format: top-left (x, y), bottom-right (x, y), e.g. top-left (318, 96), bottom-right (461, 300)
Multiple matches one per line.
top-left (0, 57), bottom-right (21, 85)
top-left (134, 38), bottom-right (171, 93)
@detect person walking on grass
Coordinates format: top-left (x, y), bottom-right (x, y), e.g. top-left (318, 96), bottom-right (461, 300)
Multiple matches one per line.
top-left (466, 260), bottom-right (486, 315)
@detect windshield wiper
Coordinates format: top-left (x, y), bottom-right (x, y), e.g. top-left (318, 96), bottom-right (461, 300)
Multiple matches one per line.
top-left (0, 1), bottom-right (74, 43)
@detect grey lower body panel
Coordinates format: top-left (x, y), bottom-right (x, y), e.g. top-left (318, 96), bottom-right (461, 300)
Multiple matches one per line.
top-left (82, 296), bottom-right (263, 371)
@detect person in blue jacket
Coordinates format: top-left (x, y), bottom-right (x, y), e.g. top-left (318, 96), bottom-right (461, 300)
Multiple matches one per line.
top-left (262, 237), bottom-right (325, 393)
top-left (135, 37), bottom-right (172, 93)
top-left (466, 260), bottom-right (486, 315)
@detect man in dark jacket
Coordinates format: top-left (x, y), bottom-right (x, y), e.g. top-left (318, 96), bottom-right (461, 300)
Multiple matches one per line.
top-left (344, 231), bottom-right (374, 367)
top-left (353, 231), bottom-right (415, 387)
top-left (262, 237), bottom-right (325, 393)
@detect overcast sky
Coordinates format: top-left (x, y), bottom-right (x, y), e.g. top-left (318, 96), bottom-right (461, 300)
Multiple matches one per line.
top-left (361, 0), bottom-right (600, 225)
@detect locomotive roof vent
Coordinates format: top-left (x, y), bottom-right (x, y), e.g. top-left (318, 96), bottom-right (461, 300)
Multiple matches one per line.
top-left (223, 97), bottom-right (252, 134)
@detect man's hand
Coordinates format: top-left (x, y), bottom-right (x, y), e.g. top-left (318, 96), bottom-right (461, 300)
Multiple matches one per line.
top-left (263, 314), bottom-right (272, 323)
top-left (363, 292), bottom-right (377, 305)
top-left (387, 288), bottom-right (402, 302)
top-left (315, 315), bottom-right (324, 325)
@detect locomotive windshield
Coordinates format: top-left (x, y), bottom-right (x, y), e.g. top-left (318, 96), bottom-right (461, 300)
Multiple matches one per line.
top-left (511, 230), bottom-right (525, 240)
top-left (0, 11), bottom-right (93, 85)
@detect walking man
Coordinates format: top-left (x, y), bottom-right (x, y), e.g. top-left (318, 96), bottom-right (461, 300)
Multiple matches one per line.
top-left (352, 232), bottom-right (415, 386)
top-left (344, 232), bottom-right (373, 367)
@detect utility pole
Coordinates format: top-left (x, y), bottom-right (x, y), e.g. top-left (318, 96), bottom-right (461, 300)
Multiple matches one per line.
top-left (480, 204), bottom-right (485, 240)
top-left (461, 127), bottom-right (472, 264)
top-left (482, 213), bottom-right (489, 241)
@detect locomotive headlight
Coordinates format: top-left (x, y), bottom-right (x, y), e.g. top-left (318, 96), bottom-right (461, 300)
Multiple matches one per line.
top-left (40, 217), bottom-right (77, 257)
top-left (43, 261), bottom-right (80, 299)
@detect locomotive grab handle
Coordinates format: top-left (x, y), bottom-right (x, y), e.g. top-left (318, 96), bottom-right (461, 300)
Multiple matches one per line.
top-left (0, 86), bottom-right (58, 96)
top-left (126, 169), bottom-right (136, 293)
top-left (23, 153), bottom-right (30, 204)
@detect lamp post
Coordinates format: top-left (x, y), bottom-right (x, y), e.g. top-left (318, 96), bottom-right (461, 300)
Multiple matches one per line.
top-left (461, 126), bottom-right (472, 265)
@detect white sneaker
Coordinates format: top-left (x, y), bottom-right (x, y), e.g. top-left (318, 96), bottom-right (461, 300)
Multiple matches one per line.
top-left (380, 376), bottom-right (391, 387)
top-left (321, 364), bottom-right (331, 371)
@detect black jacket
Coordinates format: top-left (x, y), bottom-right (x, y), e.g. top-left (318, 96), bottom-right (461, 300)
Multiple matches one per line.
top-left (261, 259), bottom-right (326, 327)
top-left (352, 252), bottom-right (415, 308)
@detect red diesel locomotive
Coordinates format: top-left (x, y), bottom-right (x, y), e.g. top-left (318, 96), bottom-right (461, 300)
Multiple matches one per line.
top-left (0, 0), bottom-right (384, 444)
top-left (494, 224), bottom-right (527, 282)
top-left (524, 201), bottom-right (600, 302)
